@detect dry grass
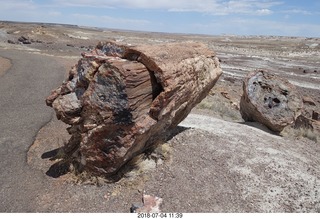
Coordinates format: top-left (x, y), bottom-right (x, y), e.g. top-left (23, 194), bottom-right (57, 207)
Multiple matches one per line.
top-left (196, 95), bottom-right (242, 122)
top-left (281, 126), bottom-right (319, 143)
top-left (67, 142), bottom-right (173, 185)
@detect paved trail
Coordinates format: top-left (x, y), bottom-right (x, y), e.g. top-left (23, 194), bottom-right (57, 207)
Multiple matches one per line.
top-left (0, 49), bottom-right (65, 212)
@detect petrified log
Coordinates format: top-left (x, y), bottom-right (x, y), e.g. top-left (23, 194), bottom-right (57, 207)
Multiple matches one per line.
top-left (46, 41), bottom-right (222, 177)
top-left (240, 69), bottom-right (303, 132)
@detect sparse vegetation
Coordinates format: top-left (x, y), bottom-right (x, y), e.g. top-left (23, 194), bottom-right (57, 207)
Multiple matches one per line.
top-left (196, 94), bottom-right (242, 122)
top-left (67, 142), bottom-right (173, 186)
top-left (281, 126), bottom-right (319, 143)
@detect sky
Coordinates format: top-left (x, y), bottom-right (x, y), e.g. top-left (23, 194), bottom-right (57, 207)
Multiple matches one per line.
top-left (0, 0), bottom-right (320, 37)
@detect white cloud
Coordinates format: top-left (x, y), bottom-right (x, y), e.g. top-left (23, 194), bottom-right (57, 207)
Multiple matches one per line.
top-left (256, 9), bottom-right (273, 15)
top-left (52, 0), bottom-right (282, 15)
top-left (70, 13), bottom-right (151, 30)
top-left (0, 0), bottom-right (63, 23)
top-left (52, 0), bottom-right (114, 8)
top-left (53, 0), bottom-right (220, 11)
top-left (0, 0), bottom-right (317, 37)
top-left (0, 0), bottom-right (37, 10)
top-left (71, 13), bottom-right (150, 25)
top-left (214, 1), bottom-right (279, 15)
top-left (191, 17), bottom-right (320, 37)
top-left (0, 0), bottom-right (285, 19)
top-left (48, 11), bottom-right (62, 17)
top-left (281, 9), bottom-right (312, 15)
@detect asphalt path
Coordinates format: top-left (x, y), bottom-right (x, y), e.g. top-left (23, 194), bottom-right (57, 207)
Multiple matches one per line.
top-left (0, 49), bottom-right (65, 212)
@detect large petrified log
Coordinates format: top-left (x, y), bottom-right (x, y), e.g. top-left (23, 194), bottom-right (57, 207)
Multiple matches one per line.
top-left (46, 41), bottom-right (222, 177)
top-left (240, 69), bottom-right (303, 132)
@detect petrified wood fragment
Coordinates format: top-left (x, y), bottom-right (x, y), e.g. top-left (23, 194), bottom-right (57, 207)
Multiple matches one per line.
top-left (46, 41), bottom-right (222, 177)
top-left (240, 69), bottom-right (303, 132)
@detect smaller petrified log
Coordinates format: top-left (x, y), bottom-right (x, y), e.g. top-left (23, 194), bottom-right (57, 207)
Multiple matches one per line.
top-left (240, 69), bottom-right (303, 132)
top-left (46, 41), bottom-right (222, 177)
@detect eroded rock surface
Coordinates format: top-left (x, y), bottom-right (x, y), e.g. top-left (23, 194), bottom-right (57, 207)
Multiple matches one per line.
top-left (240, 69), bottom-right (303, 132)
top-left (46, 41), bottom-right (222, 177)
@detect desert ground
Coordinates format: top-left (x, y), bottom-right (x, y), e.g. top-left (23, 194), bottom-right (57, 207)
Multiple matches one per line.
top-left (0, 21), bottom-right (319, 212)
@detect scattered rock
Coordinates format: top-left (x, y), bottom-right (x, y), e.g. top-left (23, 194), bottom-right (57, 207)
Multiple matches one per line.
top-left (46, 41), bottom-right (222, 177)
top-left (240, 69), bottom-right (303, 132)
top-left (220, 90), bottom-right (231, 100)
top-left (6, 30), bottom-right (18, 34)
top-left (232, 102), bottom-right (240, 110)
top-left (18, 35), bottom-right (31, 44)
top-left (131, 194), bottom-right (163, 213)
top-left (302, 68), bottom-right (318, 74)
top-left (30, 39), bottom-right (42, 43)
top-left (130, 204), bottom-right (141, 213)
top-left (7, 39), bottom-right (16, 44)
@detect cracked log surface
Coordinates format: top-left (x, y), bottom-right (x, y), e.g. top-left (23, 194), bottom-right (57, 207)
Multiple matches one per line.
top-left (46, 41), bottom-right (222, 177)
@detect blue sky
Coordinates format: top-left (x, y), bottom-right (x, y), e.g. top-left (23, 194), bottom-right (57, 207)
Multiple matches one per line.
top-left (0, 0), bottom-right (319, 37)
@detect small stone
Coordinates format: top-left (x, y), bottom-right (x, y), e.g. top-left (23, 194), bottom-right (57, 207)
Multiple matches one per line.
top-left (18, 35), bottom-right (31, 44)
top-left (7, 39), bottom-right (17, 44)
top-left (135, 194), bottom-right (163, 213)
